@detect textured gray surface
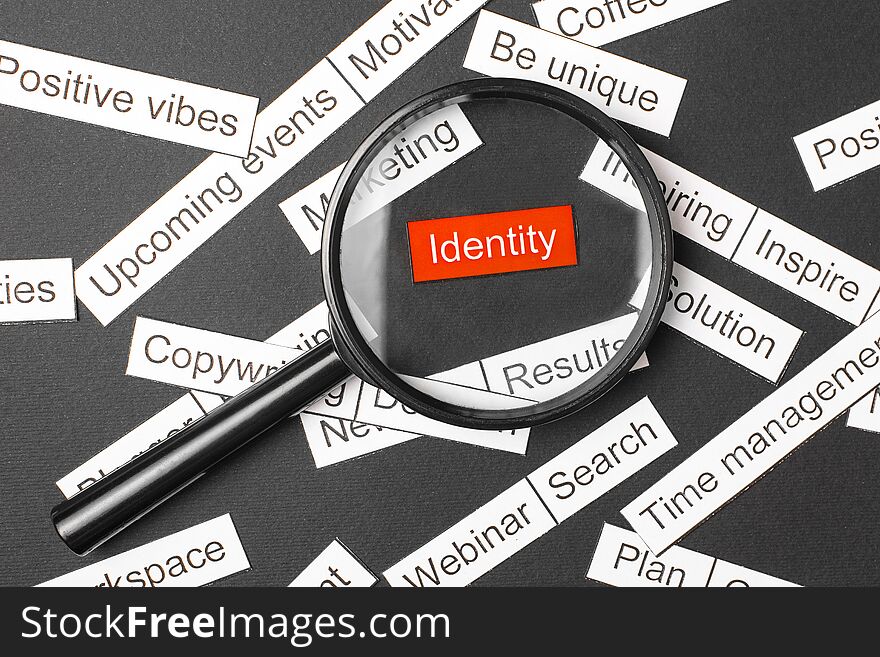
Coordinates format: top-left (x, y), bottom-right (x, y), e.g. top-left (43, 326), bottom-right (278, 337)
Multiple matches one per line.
top-left (2, 0), bottom-right (879, 586)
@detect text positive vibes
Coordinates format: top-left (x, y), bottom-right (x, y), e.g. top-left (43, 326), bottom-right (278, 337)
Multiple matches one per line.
top-left (407, 206), bottom-right (577, 283)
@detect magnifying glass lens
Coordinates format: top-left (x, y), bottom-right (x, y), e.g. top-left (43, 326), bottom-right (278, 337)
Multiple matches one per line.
top-left (336, 93), bottom-right (658, 421)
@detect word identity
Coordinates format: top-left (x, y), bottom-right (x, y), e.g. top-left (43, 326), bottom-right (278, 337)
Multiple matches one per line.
top-left (623, 310), bottom-right (880, 553)
top-left (288, 539), bottom-right (377, 587)
top-left (74, 0), bottom-right (490, 325)
top-left (408, 206), bottom-right (577, 283)
top-left (0, 39), bottom-right (258, 155)
top-left (463, 10), bottom-right (687, 136)
top-left (0, 258), bottom-right (76, 323)
top-left (793, 98), bottom-right (880, 191)
top-left (280, 104), bottom-right (482, 254)
top-left (37, 514), bottom-right (249, 587)
top-left (582, 141), bottom-right (880, 325)
top-left (532, 0), bottom-right (731, 47)
top-left (587, 523), bottom-right (799, 587)
top-left (383, 397), bottom-right (676, 586)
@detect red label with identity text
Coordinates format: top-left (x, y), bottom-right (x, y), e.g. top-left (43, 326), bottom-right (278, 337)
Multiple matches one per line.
top-left (407, 205), bottom-right (578, 283)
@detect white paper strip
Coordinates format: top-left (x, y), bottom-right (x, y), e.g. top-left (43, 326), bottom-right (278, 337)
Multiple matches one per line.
top-left (384, 397), bottom-right (676, 586)
top-left (37, 514), bottom-right (249, 587)
top-left (581, 141), bottom-right (880, 325)
top-left (0, 39), bottom-right (259, 156)
top-left (663, 262), bottom-right (803, 383)
top-left (532, 0), bottom-right (732, 47)
top-left (463, 10), bottom-right (687, 136)
top-left (587, 523), bottom-right (799, 587)
top-left (0, 258), bottom-right (76, 323)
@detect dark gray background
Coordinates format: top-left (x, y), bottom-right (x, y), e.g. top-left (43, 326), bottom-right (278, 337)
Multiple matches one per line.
top-left (2, 0), bottom-right (878, 586)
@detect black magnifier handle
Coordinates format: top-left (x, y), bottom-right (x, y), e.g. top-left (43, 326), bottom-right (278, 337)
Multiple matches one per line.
top-left (51, 340), bottom-right (349, 556)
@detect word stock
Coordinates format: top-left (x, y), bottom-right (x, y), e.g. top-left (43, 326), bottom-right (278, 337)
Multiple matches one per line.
top-left (0, 39), bottom-right (258, 156)
top-left (407, 206), bottom-right (577, 282)
top-left (37, 514), bottom-right (249, 587)
top-left (663, 262), bottom-right (803, 383)
top-left (279, 104), bottom-right (482, 254)
top-left (587, 523), bottom-right (798, 587)
top-left (463, 10), bottom-right (687, 137)
top-left (288, 539), bottom-right (377, 587)
top-left (622, 310), bottom-right (880, 554)
top-left (0, 258), bottom-right (76, 323)
top-left (582, 141), bottom-right (880, 325)
top-left (532, 0), bottom-right (731, 47)
top-left (124, 313), bottom-right (529, 455)
top-left (793, 98), bottom-right (880, 191)
top-left (383, 397), bottom-right (677, 586)
top-left (74, 0), bottom-right (490, 326)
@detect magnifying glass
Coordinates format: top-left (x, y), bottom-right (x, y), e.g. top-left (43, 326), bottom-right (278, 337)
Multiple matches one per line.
top-left (52, 78), bottom-right (673, 555)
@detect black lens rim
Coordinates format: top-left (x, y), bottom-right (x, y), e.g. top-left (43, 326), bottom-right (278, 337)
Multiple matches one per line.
top-left (322, 77), bottom-right (673, 430)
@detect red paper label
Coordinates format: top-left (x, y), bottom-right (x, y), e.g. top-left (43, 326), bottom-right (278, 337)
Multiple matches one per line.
top-left (407, 206), bottom-right (578, 283)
